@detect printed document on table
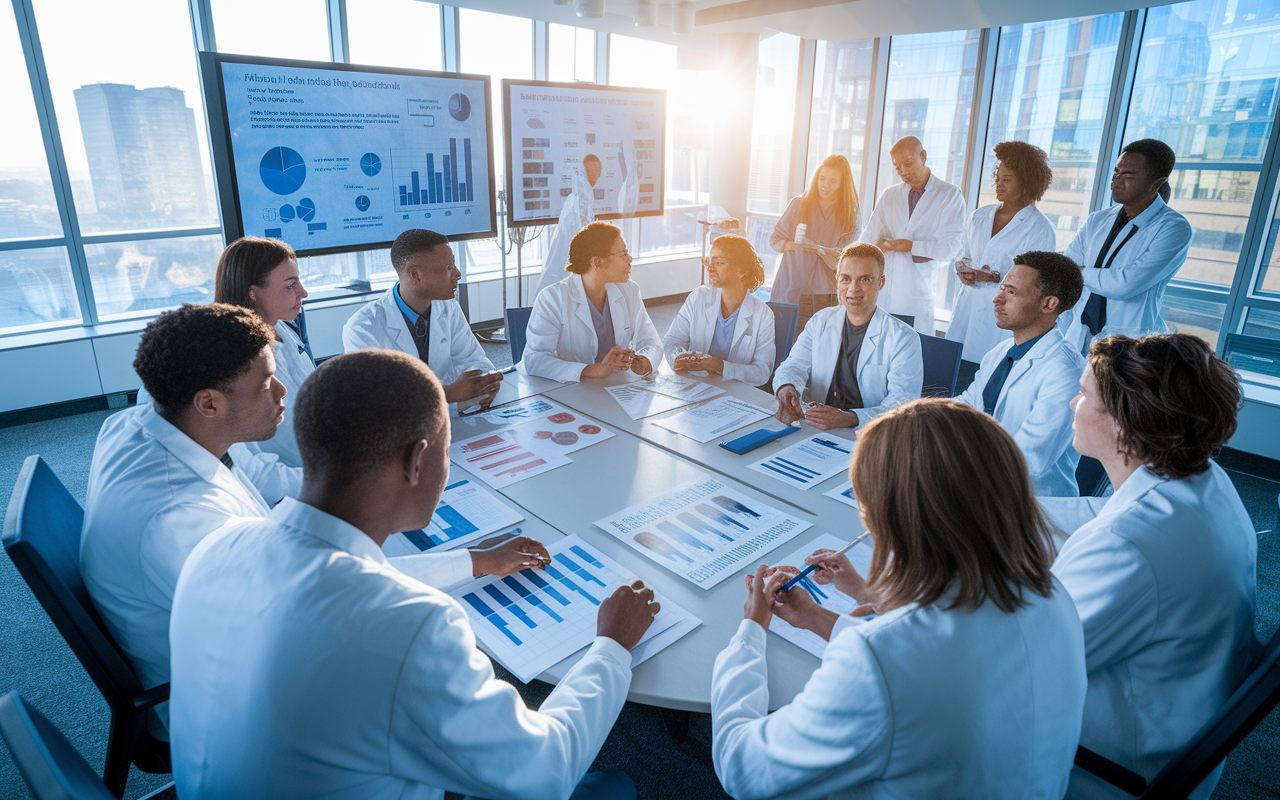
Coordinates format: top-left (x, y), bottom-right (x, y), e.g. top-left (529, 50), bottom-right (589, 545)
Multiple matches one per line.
top-left (747, 432), bottom-right (854, 490)
top-left (593, 476), bottom-right (811, 589)
top-left (632, 374), bottom-right (725, 403)
top-left (383, 478), bottom-right (524, 557)
top-left (768, 533), bottom-right (875, 658)
top-left (450, 429), bottom-right (572, 489)
top-left (451, 535), bottom-right (700, 683)
top-left (823, 481), bottom-right (859, 509)
top-left (605, 384), bottom-right (694, 420)
top-left (653, 396), bottom-right (772, 443)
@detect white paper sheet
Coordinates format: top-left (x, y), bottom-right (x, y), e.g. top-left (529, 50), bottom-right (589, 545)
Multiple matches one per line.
top-left (451, 536), bottom-right (700, 683)
top-left (632, 374), bottom-right (726, 403)
top-left (823, 481), bottom-right (859, 509)
top-left (652, 396), bottom-right (773, 443)
top-left (605, 384), bottom-right (696, 420)
top-left (768, 533), bottom-right (875, 658)
top-left (383, 478), bottom-right (525, 557)
top-left (593, 476), bottom-right (811, 589)
top-left (747, 432), bottom-right (854, 490)
top-left (450, 429), bottom-right (572, 488)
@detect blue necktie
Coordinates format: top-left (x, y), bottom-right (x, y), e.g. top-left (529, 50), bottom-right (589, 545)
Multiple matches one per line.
top-left (982, 355), bottom-right (1015, 415)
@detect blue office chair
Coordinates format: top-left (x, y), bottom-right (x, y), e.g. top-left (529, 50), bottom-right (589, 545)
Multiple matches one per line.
top-left (2, 456), bottom-right (170, 798)
top-left (1074, 623), bottom-right (1280, 798)
top-left (891, 313), bottom-right (915, 328)
top-left (919, 334), bottom-right (963, 398)
top-left (0, 690), bottom-right (119, 800)
top-left (765, 301), bottom-right (800, 373)
top-left (506, 306), bottom-right (534, 365)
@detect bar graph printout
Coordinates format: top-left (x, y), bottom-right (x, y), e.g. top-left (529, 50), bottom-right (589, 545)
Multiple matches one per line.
top-left (593, 476), bottom-right (812, 589)
top-left (747, 432), bottom-right (855, 490)
top-left (451, 536), bottom-right (700, 683)
top-left (767, 533), bottom-right (874, 658)
top-left (382, 478), bottom-right (523, 557)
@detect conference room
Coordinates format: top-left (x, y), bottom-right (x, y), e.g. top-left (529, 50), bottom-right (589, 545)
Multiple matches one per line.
top-left (1, 0), bottom-right (1278, 798)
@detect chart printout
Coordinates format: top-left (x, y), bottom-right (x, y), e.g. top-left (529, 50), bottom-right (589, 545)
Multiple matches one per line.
top-left (506, 81), bottom-right (664, 225)
top-left (767, 533), bottom-right (875, 658)
top-left (382, 478), bottom-right (524, 557)
top-left (653, 396), bottom-right (772, 443)
top-left (593, 477), bottom-right (812, 589)
top-left (451, 536), bottom-right (699, 683)
top-left (217, 59), bottom-right (492, 252)
top-left (748, 432), bottom-right (854, 490)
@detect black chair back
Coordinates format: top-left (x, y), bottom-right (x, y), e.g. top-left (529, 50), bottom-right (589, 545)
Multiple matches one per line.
top-left (765, 301), bottom-right (799, 373)
top-left (0, 690), bottom-right (117, 800)
top-left (506, 306), bottom-right (534, 365)
top-left (891, 313), bottom-right (915, 328)
top-left (3, 456), bottom-right (169, 797)
top-left (919, 333), bottom-right (963, 398)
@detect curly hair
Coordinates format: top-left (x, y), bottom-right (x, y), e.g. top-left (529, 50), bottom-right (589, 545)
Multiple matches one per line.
top-left (293, 349), bottom-right (445, 483)
top-left (1012, 251), bottom-right (1083, 313)
top-left (839, 241), bottom-right (886, 275)
top-left (134, 303), bottom-right (277, 420)
top-left (711, 234), bottom-right (765, 292)
top-left (566, 221), bottom-right (622, 275)
top-left (992, 141), bottom-right (1053, 204)
top-left (214, 237), bottom-right (296, 310)
top-left (391, 229), bottom-right (450, 273)
top-left (1088, 334), bottom-right (1241, 480)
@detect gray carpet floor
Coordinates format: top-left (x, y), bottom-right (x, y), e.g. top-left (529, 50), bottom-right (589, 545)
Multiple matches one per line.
top-left (1, 298), bottom-right (1276, 798)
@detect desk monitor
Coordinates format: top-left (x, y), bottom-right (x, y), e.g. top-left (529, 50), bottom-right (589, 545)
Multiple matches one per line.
top-left (201, 52), bottom-right (497, 256)
top-left (503, 79), bottom-right (666, 228)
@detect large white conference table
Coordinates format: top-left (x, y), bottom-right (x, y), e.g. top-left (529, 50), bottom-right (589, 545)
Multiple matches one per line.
top-left (444, 369), bottom-right (868, 715)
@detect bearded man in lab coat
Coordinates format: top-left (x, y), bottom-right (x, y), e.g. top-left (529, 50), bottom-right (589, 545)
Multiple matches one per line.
top-left (773, 242), bottom-right (923, 431)
top-left (958, 251), bottom-right (1084, 496)
top-left (343, 228), bottom-right (501, 410)
top-left (862, 136), bottom-right (967, 335)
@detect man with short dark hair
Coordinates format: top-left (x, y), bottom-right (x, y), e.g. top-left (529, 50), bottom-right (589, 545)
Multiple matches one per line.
top-left (1062, 139), bottom-right (1192, 346)
top-left (343, 229), bottom-right (501, 409)
top-left (773, 242), bottom-right (923, 430)
top-left (958, 251), bottom-right (1085, 496)
top-left (170, 349), bottom-right (658, 800)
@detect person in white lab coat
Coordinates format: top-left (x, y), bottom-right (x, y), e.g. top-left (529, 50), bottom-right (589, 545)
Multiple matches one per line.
top-left (343, 228), bottom-right (500, 409)
top-left (773, 243), bottom-right (923, 430)
top-left (168, 349), bottom-right (660, 800)
top-left (862, 136), bottom-right (967, 334)
top-left (664, 234), bottom-right (776, 386)
top-left (1061, 139), bottom-right (1192, 348)
top-left (947, 141), bottom-right (1058, 368)
top-left (523, 221), bottom-right (663, 382)
top-left (1053, 333), bottom-right (1256, 800)
top-left (712, 399), bottom-right (1087, 800)
top-left (769, 154), bottom-right (861, 306)
top-left (958, 251), bottom-right (1084, 496)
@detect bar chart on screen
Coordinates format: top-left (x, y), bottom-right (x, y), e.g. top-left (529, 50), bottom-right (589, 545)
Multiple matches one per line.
top-left (452, 536), bottom-right (699, 683)
top-left (393, 139), bottom-right (477, 212)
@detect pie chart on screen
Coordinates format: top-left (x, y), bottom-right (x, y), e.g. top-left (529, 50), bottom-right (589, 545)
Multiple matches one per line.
top-left (279, 204), bottom-right (295, 223)
top-left (360, 152), bottom-right (382, 176)
top-left (449, 93), bottom-right (471, 121)
top-left (260, 146), bottom-right (306, 195)
top-left (355, 195), bottom-right (371, 212)
top-left (296, 197), bottom-right (316, 222)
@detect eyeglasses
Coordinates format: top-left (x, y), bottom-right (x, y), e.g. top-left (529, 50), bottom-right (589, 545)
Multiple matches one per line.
top-left (608, 247), bottom-right (630, 259)
top-left (703, 257), bottom-right (731, 268)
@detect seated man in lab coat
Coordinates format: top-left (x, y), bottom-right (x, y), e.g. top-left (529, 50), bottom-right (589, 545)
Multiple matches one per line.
top-left (1053, 333), bottom-right (1255, 799)
top-left (343, 228), bottom-right (501, 409)
top-left (168, 349), bottom-right (659, 800)
top-left (958, 251), bottom-right (1084, 496)
top-left (773, 242), bottom-right (923, 431)
top-left (1061, 139), bottom-right (1192, 348)
top-left (862, 135), bottom-right (967, 334)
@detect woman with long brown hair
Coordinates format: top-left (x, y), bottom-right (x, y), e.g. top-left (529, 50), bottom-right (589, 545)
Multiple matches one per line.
top-left (768, 154), bottom-right (860, 305)
top-left (711, 399), bottom-right (1087, 799)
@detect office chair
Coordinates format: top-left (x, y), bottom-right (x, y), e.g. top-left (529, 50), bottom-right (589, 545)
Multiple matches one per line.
top-left (919, 333), bottom-right (963, 398)
top-left (1074, 623), bottom-right (1280, 798)
top-left (765, 301), bottom-right (800, 373)
top-left (505, 306), bottom-right (534, 365)
top-left (3, 456), bottom-right (170, 798)
top-left (890, 313), bottom-right (915, 328)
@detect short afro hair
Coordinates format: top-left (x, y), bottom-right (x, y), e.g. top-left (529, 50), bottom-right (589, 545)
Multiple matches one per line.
top-left (567, 221), bottom-right (622, 274)
top-left (1121, 139), bottom-right (1177, 181)
top-left (992, 140), bottom-right (1053, 203)
top-left (1088, 333), bottom-right (1241, 480)
top-left (839, 241), bottom-right (886, 275)
top-left (1012, 251), bottom-right (1083, 314)
top-left (293, 349), bottom-right (446, 483)
top-left (134, 303), bottom-right (277, 420)
top-left (391, 229), bottom-right (450, 273)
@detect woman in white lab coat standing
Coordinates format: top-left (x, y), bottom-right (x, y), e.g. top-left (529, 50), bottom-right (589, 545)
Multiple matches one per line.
top-left (711, 399), bottom-right (1087, 800)
top-left (947, 141), bottom-right (1057, 375)
top-left (663, 234), bottom-right (776, 386)
top-left (1053, 334), bottom-right (1256, 800)
top-left (769, 154), bottom-right (860, 307)
top-left (522, 221), bottom-right (663, 382)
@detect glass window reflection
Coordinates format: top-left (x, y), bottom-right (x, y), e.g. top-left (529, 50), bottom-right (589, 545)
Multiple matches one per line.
top-left (0, 247), bottom-right (80, 331)
top-left (807, 39), bottom-right (875, 201)
top-left (348, 0), bottom-right (441, 71)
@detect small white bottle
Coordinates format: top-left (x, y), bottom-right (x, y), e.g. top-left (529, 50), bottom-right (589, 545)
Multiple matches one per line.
top-left (795, 223), bottom-right (807, 245)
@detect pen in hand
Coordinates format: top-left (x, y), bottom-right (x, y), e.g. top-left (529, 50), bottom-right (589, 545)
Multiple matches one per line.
top-left (780, 532), bottom-right (872, 592)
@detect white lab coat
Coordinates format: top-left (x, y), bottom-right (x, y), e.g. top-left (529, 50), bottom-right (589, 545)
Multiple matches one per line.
top-left (662, 287), bottom-right (776, 386)
top-left (342, 288), bottom-right (495, 386)
top-left (772, 306), bottom-right (923, 427)
top-left (1052, 464), bottom-right (1257, 800)
top-left (236, 320), bottom-right (313, 468)
top-left (1060, 195), bottom-right (1192, 347)
top-left (522, 273), bottom-right (663, 383)
top-left (957, 327), bottom-right (1083, 496)
top-left (170, 498), bottom-right (632, 800)
top-left (862, 172), bottom-right (967, 334)
top-left (79, 404), bottom-right (272, 734)
top-left (946, 203), bottom-right (1058, 361)
top-left (711, 580), bottom-right (1087, 800)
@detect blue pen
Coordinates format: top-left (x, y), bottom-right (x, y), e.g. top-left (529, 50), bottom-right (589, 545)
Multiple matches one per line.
top-left (780, 532), bottom-right (872, 592)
